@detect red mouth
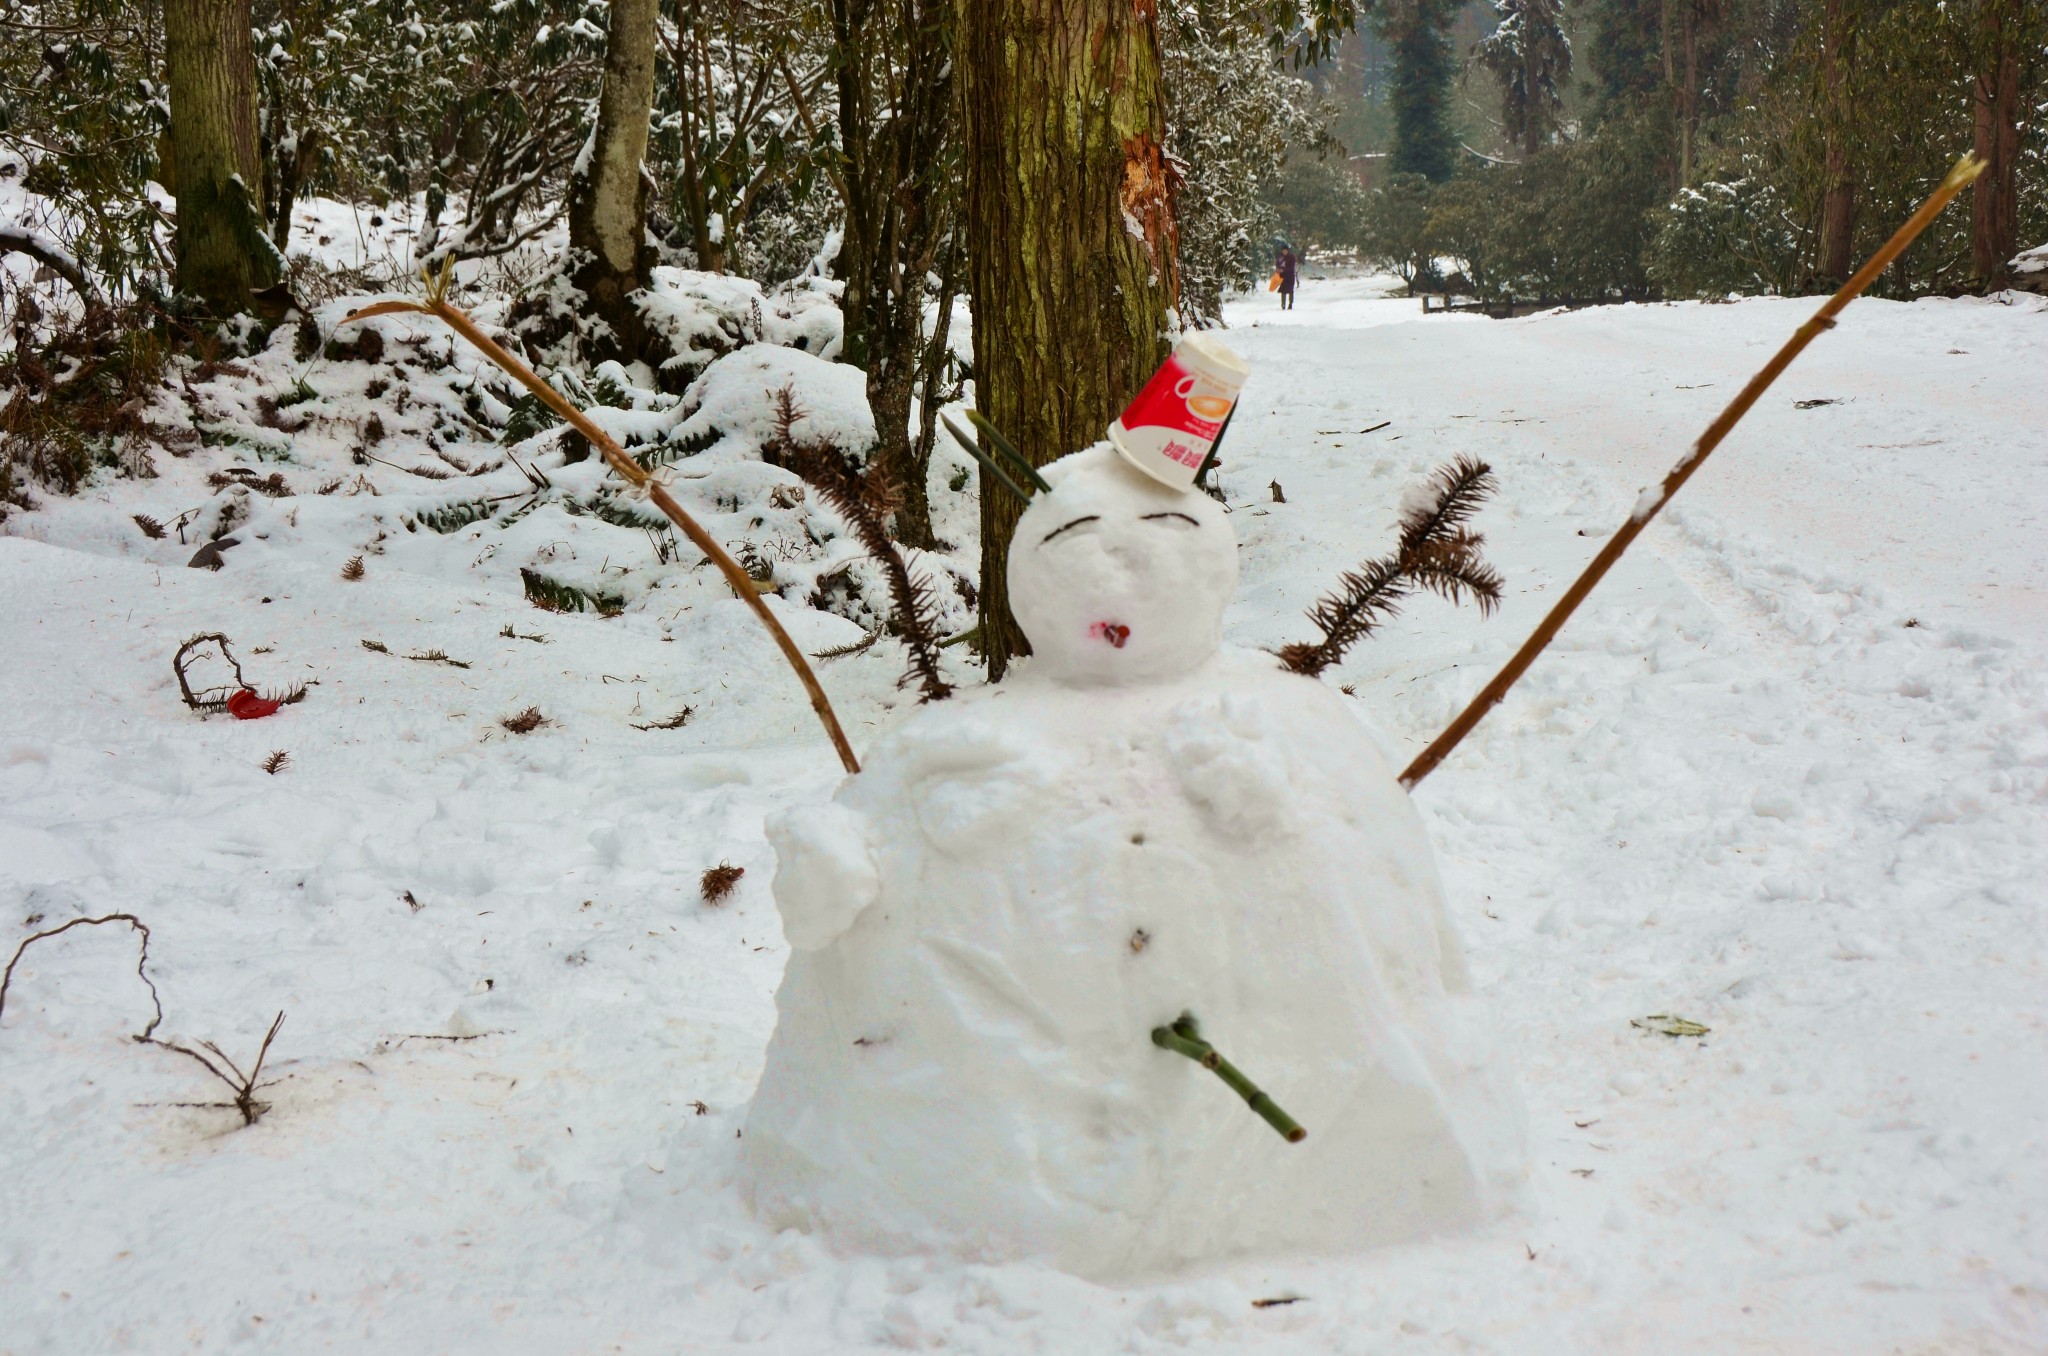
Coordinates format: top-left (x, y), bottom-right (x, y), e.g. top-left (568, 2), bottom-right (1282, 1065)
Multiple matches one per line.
top-left (1090, 621), bottom-right (1131, 649)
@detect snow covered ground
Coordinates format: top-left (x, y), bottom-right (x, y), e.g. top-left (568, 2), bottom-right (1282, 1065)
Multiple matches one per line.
top-left (2, 262), bottom-right (2044, 1353)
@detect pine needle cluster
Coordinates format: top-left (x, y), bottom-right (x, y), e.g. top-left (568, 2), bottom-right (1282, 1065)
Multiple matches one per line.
top-left (1276, 457), bottom-right (1504, 678)
top-left (765, 386), bottom-right (952, 703)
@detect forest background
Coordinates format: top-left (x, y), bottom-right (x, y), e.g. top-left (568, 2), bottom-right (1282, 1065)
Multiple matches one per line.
top-left (1, 0), bottom-right (2042, 664)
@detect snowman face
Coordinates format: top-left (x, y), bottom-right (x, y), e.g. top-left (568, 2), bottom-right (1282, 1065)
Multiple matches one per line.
top-left (1007, 443), bottom-right (1239, 685)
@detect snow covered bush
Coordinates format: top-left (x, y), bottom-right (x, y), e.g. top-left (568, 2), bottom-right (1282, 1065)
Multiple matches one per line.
top-left (1646, 177), bottom-right (1806, 299)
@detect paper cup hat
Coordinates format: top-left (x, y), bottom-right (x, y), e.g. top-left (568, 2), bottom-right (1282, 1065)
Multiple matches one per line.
top-left (1108, 334), bottom-right (1250, 491)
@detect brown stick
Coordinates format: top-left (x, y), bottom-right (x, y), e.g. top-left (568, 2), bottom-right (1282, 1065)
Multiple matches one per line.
top-left (0, 913), bottom-right (164, 1039)
top-left (342, 280), bottom-right (862, 775)
top-left (1398, 153), bottom-right (1987, 790)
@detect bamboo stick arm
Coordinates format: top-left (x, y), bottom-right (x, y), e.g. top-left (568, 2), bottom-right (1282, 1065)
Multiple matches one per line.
top-left (1152, 1013), bottom-right (1308, 1143)
top-left (1396, 153), bottom-right (1987, 791)
top-left (341, 289), bottom-right (862, 775)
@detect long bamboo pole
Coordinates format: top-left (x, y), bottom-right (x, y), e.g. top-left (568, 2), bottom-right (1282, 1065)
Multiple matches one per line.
top-left (1398, 153), bottom-right (1987, 791)
top-left (342, 275), bottom-right (862, 775)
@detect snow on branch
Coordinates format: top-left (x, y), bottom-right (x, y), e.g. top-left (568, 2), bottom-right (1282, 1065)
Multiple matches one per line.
top-left (0, 224), bottom-right (103, 309)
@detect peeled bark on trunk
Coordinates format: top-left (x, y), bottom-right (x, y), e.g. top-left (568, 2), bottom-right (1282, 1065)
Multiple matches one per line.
top-left (1817, 0), bottom-right (1857, 285)
top-left (1969, 3), bottom-right (2023, 286)
top-left (165, 0), bottom-right (277, 314)
top-left (960, 0), bottom-right (1179, 678)
top-left (569, 0), bottom-right (657, 357)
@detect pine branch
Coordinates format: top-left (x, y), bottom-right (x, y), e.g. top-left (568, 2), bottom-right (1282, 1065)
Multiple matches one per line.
top-left (1397, 456), bottom-right (1497, 559)
top-left (1277, 460), bottom-right (1502, 678)
top-left (1402, 531), bottom-right (1504, 613)
top-left (768, 386), bottom-right (953, 703)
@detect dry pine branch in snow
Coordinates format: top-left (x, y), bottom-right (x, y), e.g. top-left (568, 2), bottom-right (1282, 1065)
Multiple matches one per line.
top-left (500, 707), bottom-right (550, 734)
top-left (700, 863), bottom-right (745, 904)
top-left (1277, 457), bottom-right (1503, 678)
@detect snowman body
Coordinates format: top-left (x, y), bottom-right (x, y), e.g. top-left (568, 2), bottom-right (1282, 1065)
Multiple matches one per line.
top-left (744, 445), bottom-right (1522, 1280)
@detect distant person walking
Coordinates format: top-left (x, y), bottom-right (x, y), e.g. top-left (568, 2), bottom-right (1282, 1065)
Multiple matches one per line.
top-left (1276, 246), bottom-right (1299, 311)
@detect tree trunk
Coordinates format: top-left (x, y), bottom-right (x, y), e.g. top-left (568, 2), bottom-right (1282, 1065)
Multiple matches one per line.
top-left (1817, 0), bottom-right (1857, 285)
top-left (164, 0), bottom-right (278, 313)
top-left (1969, 2), bottom-right (2022, 286)
top-left (960, 0), bottom-right (1178, 678)
top-left (569, 0), bottom-right (657, 356)
top-left (833, 0), bottom-right (960, 551)
top-left (1678, 4), bottom-right (1697, 189)
top-left (270, 128), bottom-right (320, 252)
top-left (1523, 32), bottom-right (1541, 159)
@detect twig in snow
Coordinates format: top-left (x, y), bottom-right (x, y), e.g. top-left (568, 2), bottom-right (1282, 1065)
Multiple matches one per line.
top-left (700, 862), bottom-right (745, 904)
top-left (811, 628), bottom-right (883, 661)
top-left (0, 914), bottom-right (164, 1039)
top-left (153, 1011), bottom-right (286, 1126)
top-left (500, 706), bottom-right (549, 734)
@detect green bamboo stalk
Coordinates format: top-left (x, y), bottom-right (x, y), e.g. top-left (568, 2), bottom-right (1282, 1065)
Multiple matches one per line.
top-left (964, 408), bottom-right (1053, 492)
top-left (1152, 1012), bottom-right (1307, 1143)
top-left (941, 414), bottom-right (1034, 506)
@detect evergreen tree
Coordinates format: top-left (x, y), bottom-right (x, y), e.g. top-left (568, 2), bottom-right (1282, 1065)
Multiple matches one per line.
top-left (1163, 5), bottom-right (1333, 325)
top-left (1379, 0), bottom-right (1459, 181)
top-left (1475, 0), bottom-right (1572, 157)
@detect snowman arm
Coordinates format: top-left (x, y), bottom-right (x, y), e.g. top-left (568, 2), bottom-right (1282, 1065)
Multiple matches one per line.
top-left (766, 803), bottom-right (881, 951)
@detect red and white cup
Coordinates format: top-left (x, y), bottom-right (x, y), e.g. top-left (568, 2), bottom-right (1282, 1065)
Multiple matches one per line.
top-left (1108, 333), bottom-right (1250, 491)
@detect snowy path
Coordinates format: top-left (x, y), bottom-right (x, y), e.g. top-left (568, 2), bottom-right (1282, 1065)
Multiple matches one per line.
top-left (2, 280), bottom-right (2044, 1354)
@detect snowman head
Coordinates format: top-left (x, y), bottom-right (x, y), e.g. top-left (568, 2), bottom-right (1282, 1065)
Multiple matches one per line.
top-left (1007, 443), bottom-right (1239, 684)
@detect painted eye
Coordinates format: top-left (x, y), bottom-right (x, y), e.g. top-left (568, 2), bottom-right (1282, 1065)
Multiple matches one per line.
top-left (1140, 512), bottom-right (1200, 530)
top-left (1039, 515), bottom-right (1101, 544)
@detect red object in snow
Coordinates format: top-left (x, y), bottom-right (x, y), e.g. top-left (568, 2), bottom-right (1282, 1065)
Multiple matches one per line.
top-left (1090, 621), bottom-right (1132, 650)
top-left (226, 688), bottom-right (281, 720)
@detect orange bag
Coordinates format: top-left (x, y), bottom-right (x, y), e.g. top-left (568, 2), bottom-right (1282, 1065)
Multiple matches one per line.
top-left (1266, 271), bottom-right (1283, 292)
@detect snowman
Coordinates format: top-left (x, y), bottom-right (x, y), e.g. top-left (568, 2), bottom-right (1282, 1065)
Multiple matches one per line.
top-left (743, 365), bottom-right (1524, 1281)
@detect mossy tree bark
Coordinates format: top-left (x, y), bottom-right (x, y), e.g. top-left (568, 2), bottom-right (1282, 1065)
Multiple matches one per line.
top-left (568, 0), bottom-right (657, 358)
top-left (164, 0), bottom-right (279, 314)
top-left (959, 0), bottom-right (1179, 679)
